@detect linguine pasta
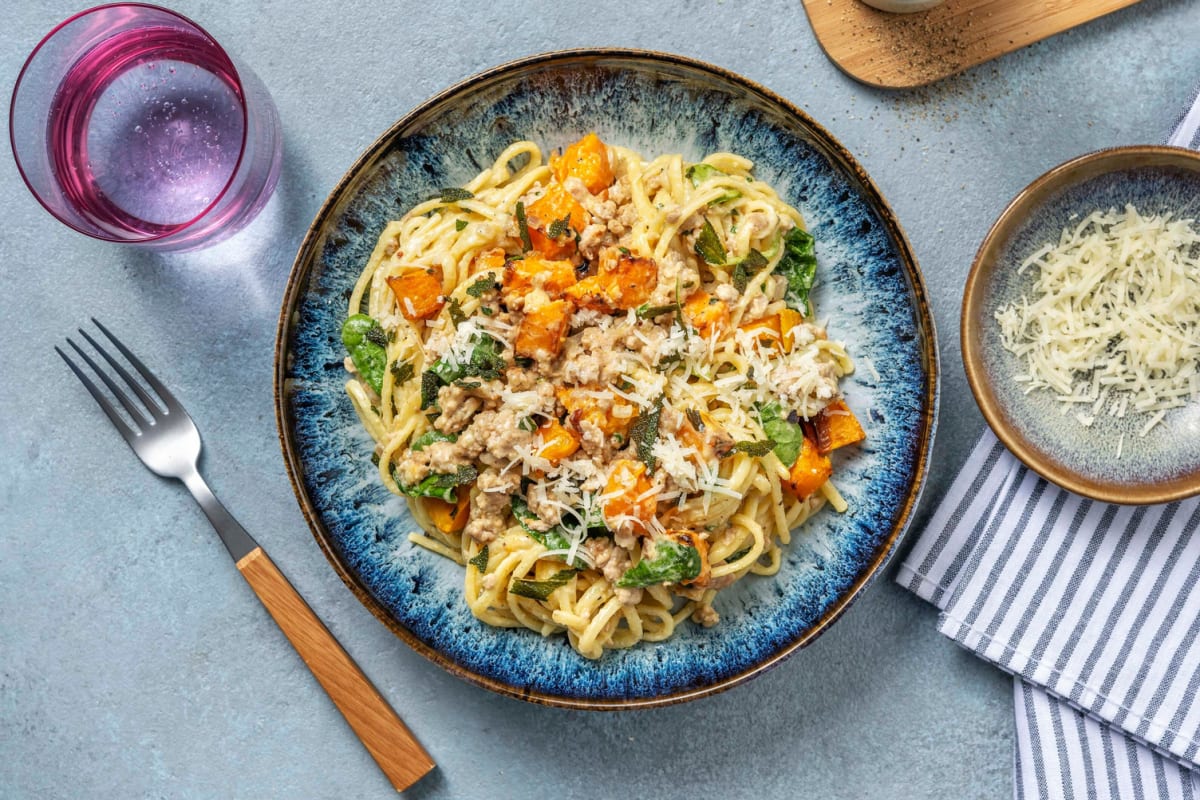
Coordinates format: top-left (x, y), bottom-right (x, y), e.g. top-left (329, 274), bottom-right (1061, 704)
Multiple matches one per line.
top-left (342, 135), bottom-right (864, 658)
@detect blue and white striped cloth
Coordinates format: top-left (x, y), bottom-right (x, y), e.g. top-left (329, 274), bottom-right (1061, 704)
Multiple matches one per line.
top-left (898, 432), bottom-right (1200, 798)
top-left (897, 90), bottom-right (1200, 799)
top-left (1169, 85), bottom-right (1200, 149)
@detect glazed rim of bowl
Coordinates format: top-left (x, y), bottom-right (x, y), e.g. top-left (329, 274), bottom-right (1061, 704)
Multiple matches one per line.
top-left (274, 47), bottom-right (938, 709)
top-left (962, 144), bottom-right (1200, 506)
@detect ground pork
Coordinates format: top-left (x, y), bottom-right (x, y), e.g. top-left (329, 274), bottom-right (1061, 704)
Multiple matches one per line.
top-left (465, 469), bottom-right (520, 543)
top-left (434, 385), bottom-right (482, 434)
top-left (691, 604), bottom-right (719, 627)
top-left (564, 176), bottom-right (617, 221)
top-left (391, 435), bottom-right (472, 486)
top-left (713, 283), bottom-right (738, 304)
top-left (646, 250), bottom-right (699, 306)
top-left (393, 449), bottom-right (431, 486)
top-left (578, 222), bottom-right (609, 261)
top-left (745, 293), bottom-right (770, 321)
top-left (505, 366), bottom-right (539, 391)
top-left (424, 440), bottom-right (466, 473)
top-left (607, 175), bottom-right (631, 205)
top-left (576, 418), bottom-right (610, 460)
top-left (613, 525), bottom-right (639, 552)
top-left (587, 538), bottom-right (643, 606)
top-left (524, 485), bottom-right (564, 528)
top-left (560, 327), bottom-right (629, 386)
top-left (621, 324), bottom-right (666, 364)
top-left (616, 202), bottom-right (639, 230)
top-left (568, 306), bottom-right (612, 334)
top-left (464, 408), bottom-right (538, 472)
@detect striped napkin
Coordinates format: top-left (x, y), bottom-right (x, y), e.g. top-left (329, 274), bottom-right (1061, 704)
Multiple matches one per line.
top-left (897, 89), bottom-right (1200, 799)
top-left (898, 432), bottom-right (1200, 798)
top-left (1169, 85), bottom-right (1200, 148)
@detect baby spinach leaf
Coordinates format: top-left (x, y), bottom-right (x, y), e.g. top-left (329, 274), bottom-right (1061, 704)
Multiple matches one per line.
top-left (686, 163), bottom-right (721, 185)
top-left (410, 430), bottom-right (457, 451)
top-left (724, 545), bottom-right (753, 564)
top-left (341, 314), bottom-right (387, 395)
top-left (775, 227), bottom-right (818, 317)
top-left (398, 464), bottom-right (478, 503)
top-left (685, 163), bottom-right (741, 204)
top-left (423, 334), bottom-right (507, 407)
top-left (757, 402), bottom-right (804, 467)
top-left (511, 496), bottom-right (572, 551)
top-left (511, 496), bottom-right (591, 566)
top-left (615, 538), bottom-right (702, 588)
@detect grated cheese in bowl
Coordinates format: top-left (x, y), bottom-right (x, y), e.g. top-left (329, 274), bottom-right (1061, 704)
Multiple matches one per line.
top-left (994, 204), bottom-right (1200, 438)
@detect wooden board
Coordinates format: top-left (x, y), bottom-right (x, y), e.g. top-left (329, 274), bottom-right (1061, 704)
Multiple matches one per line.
top-left (802, 0), bottom-right (1143, 89)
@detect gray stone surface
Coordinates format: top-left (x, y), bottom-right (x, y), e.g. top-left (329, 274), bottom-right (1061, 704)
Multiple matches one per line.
top-left (2, 1), bottom-right (1197, 797)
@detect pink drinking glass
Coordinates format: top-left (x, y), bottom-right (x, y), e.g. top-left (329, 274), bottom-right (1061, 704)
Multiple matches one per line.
top-left (10, 4), bottom-right (282, 250)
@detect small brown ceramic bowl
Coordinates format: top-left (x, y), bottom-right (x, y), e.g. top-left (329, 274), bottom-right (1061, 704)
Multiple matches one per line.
top-left (962, 145), bottom-right (1200, 505)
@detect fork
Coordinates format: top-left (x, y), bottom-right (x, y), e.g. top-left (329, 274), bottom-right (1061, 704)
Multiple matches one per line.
top-left (57, 319), bottom-right (435, 792)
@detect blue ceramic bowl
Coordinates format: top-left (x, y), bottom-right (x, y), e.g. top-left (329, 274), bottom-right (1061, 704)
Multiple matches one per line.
top-left (275, 49), bottom-right (938, 708)
top-left (963, 146), bottom-right (1200, 505)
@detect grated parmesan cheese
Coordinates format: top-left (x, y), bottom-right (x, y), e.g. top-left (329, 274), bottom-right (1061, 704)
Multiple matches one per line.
top-left (995, 205), bottom-right (1200, 436)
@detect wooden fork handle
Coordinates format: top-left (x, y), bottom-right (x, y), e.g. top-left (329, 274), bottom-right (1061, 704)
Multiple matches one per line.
top-left (236, 546), bottom-right (435, 791)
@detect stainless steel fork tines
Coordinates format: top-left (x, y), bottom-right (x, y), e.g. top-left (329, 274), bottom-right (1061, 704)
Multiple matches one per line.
top-left (57, 318), bottom-right (256, 561)
top-left (57, 319), bottom-right (434, 791)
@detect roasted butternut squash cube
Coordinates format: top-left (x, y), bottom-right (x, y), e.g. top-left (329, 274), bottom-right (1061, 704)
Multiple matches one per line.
top-left (784, 434), bottom-right (832, 500)
top-left (386, 268), bottom-right (444, 321)
top-left (563, 274), bottom-right (615, 312)
top-left (813, 398), bottom-right (866, 455)
top-left (556, 387), bottom-right (634, 438)
top-left (526, 183), bottom-right (587, 259)
top-left (738, 313), bottom-right (783, 348)
top-left (515, 299), bottom-right (573, 359)
top-left (473, 248), bottom-right (507, 274)
top-left (606, 253), bottom-right (656, 308)
top-left (552, 133), bottom-right (614, 195)
top-left (683, 291), bottom-right (730, 338)
top-left (565, 253), bottom-right (657, 312)
top-left (603, 459), bottom-right (656, 532)
top-left (563, 274), bottom-right (618, 312)
top-left (502, 256), bottom-right (577, 306)
top-left (424, 492), bottom-right (470, 533)
top-left (535, 419), bottom-right (580, 465)
top-left (677, 408), bottom-right (728, 461)
top-left (779, 308), bottom-right (804, 351)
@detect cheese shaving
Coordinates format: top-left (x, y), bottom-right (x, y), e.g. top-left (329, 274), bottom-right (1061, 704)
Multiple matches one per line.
top-left (995, 205), bottom-right (1200, 436)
